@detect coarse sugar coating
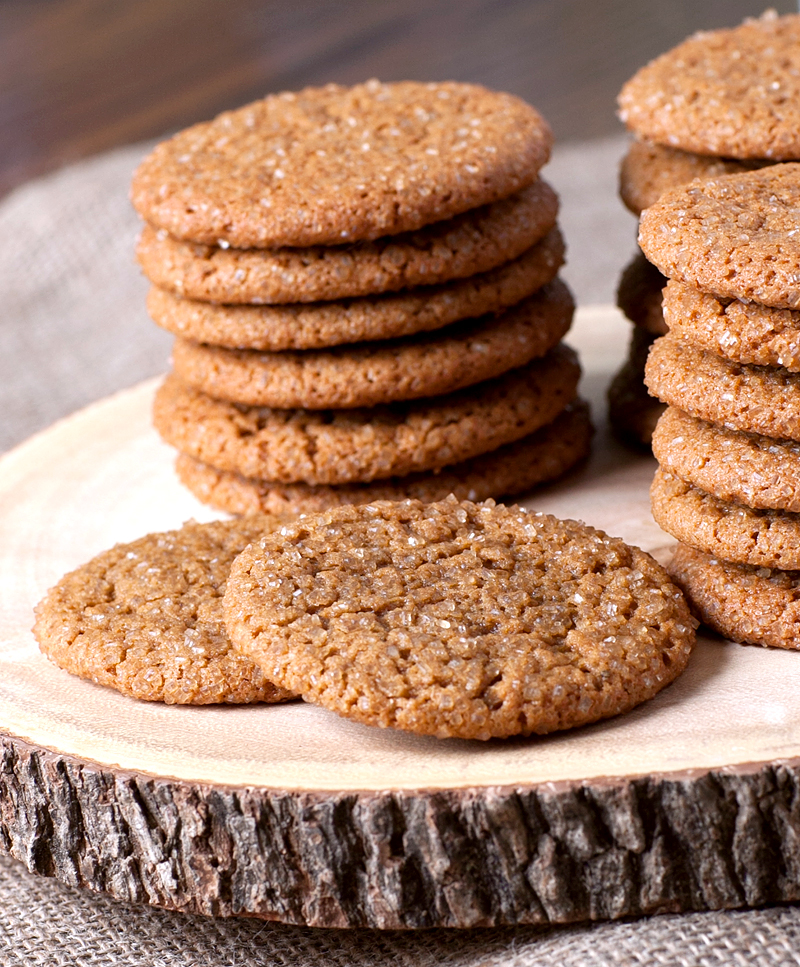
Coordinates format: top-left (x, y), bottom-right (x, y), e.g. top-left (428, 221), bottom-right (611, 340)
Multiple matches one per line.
top-left (136, 181), bottom-right (558, 304)
top-left (32, 517), bottom-right (296, 705)
top-left (175, 399), bottom-right (593, 515)
top-left (638, 164), bottom-right (800, 310)
top-left (223, 497), bottom-right (695, 740)
top-left (170, 278), bottom-right (573, 409)
top-left (130, 80), bottom-right (552, 248)
top-left (618, 12), bottom-right (800, 160)
top-left (644, 334), bottom-right (800, 441)
top-left (607, 328), bottom-right (665, 449)
top-left (146, 230), bottom-right (564, 351)
top-left (668, 543), bottom-right (800, 650)
top-left (619, 139), bottom-right (762, 216)
top-left (616, 250), bottom-right (667, 335)
top-left (652, 407), bottom-right (800, 513)
top-left (153, 344), bottom-right (581, 486)
top-left (663, 280), bottom-right (800, 372)
top-left (651, 469), bottom-right (800, 570)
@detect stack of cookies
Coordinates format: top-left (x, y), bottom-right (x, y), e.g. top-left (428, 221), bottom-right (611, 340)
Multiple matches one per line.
top-left (130, 80), bottom-right (591, 515)
top-left (639, 162), bottom-right (800, 650)
top-left (609, 11), bottom-right (799, 448)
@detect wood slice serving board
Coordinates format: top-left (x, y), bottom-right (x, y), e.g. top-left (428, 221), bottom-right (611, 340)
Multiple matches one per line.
top-left (2, 305), bottom-right (800, 929)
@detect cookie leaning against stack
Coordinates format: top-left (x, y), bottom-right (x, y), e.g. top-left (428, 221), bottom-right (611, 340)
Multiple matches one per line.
top-left (640, 164), bottom-right (800, 649)
top-left (131, 80), bottom-right (592, 514)
top-left (610, 11), bottom-right (800, 448)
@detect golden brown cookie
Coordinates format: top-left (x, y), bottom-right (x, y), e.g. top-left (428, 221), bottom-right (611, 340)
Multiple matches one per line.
top-left (131, 80), bottom-right (553, 248)
top-left (175, 399), bottom-right (593, 515)
top-left (153, 344), bottom-right (581, 486)
top-left (652, 407), bottom-right (800, 514)
top-left (638, 164), bottom-right (800, 310)
top-left (223, 497), bottom-right (695, 740)
top-left (663, 279), bottom-right (800, 372)
top-left (32, 517), bottom-right (296, 705)
top-left (651, 469), bottom-right (800, 570)
top-left (136, 181), bottom-right (558, 304)
top-left (607, 328), bottom-right (665, 448)
top-left (170, 278), bottom-right (573, 409)
top-left (619, 138), bottom-right (765, 216)
top-left (668, 543), bottom-right (800, 650)
top-left (146, 229), bottom-right (565, 351)
top-left (619, 12), bottom-right (800, 160)
top-left (616, 250), bottom-right (667, 335)
top-left (645, 334), bottom-right (800, 442)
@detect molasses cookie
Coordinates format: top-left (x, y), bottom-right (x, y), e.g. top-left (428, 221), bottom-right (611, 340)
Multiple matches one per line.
top-left (223, 497), bottom-right (695, 740)
top-left (131, 80), bottom-right (553, 248)
top-left (639, 164), bottom-right (800, 309)
top-left (146, 229), bottom-right (564, 350)
top-left (170, 278), bottom-right (573, 409)
top-left (619, 12), bottom-right (800, 160)
top-left (607, 328), bottom-right (665, 448)
top-left (616, 250), bottom-right (667, 335)
top-left (154, 344), bottom-right (581, 485)
top-left (619, 138), bottom-right (764, 216)
top-left (668, 543), bottom-right (800, 650)
top-left (645, 334), bottom-right (800, 441)
top-left (652, 407), bottom-right (800, 513)
top-left (651, 469), bottom-right (800, 570)
top-left (33, 517), bottom-right (296, 705)
top-left (175, 399), bottom-right (593, 515)
top-left (662, 280), bottom-right (800, 372)
top-left (136, 181), bottom-right (558, 304)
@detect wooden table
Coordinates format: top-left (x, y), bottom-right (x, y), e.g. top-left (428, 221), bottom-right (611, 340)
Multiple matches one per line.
top-left (0, 0), bottom-right (794, 199)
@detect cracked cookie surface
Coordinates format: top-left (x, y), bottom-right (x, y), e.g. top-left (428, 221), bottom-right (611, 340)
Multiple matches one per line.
top-left (131, 80), bottom-right (553, 248)
top-left (223, 497), bottom-right (695, 739)
top-left (619, 12), bottom-right (800, 160)
top-left (638, 164), bottom-right (800, 310)
top-left (33, 517), bottom-right (296, 705)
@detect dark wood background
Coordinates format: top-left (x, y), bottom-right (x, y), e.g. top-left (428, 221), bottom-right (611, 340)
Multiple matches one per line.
top-left (0, 0), bottom-right (794, 199)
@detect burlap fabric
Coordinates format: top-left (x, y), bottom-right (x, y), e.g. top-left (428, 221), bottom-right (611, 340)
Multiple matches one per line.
top-left (4, 138), bottom-right (800, 963)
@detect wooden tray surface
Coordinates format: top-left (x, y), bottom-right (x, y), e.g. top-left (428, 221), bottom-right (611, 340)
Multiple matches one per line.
top-left (2, 305), bottom-right (800, 928)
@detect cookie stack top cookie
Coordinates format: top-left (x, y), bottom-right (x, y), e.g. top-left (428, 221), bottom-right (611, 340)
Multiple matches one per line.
top-left (134, 80), bottom-right (591, 515)
top-left (132, 80), bottom-right (552, 248)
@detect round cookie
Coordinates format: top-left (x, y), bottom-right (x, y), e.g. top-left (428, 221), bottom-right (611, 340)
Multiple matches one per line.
top-left (645, 334), bottom-right (800, 442)
top-left (170, 279), bottom-right (574, 409)
top-left (651, 469), bottom-right (800, 570)
top-left (175, 399), bottom-right (593, 515)
top-left (607, 329), bottom-right (665, 449)
top-left (223, 497), bottom-right (695, 740)
top-left (619, 138), bottom-right (766, 216)
top-left (619, 12), bottom-right (800, 160)
top-left (153, 344), bottom-right (581, 486)
top-left (668, 543), bottom-right (800, 651)
top-left (131, 80), bottom-right (553, 248)
top-left (136, 181), bottom-right (558, 305)
top-left (663, 279), bottom-right (800, 372)
top-left (616, 250), bottom-right (667, 335)
top-left (146, 230), bottom-right (565, 351)
top-left (652, 407), bottom-right (800, 513)
top-left (639, 164), bottom-right (800, 310)
top-left (32, 517), bottom-right (296, 705)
